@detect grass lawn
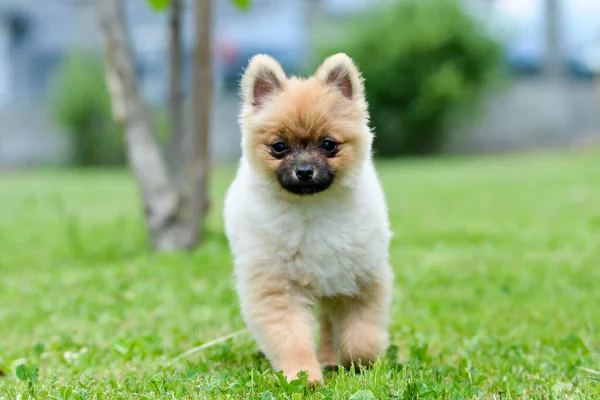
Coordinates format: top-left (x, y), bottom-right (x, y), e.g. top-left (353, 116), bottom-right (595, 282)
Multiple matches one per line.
top-left (1, 151), bottom-right (599, 399)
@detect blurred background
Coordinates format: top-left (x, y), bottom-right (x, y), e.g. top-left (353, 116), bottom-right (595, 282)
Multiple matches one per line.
top-left (0, 0), bottom-right (599, 168)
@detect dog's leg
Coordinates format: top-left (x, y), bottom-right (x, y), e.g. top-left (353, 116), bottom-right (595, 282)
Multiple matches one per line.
top-left (331, 276), bottom-right (391, 369)
top-left (317, 303), bottom-right (339, 369)
top-left (239, 273), bottom-right (323, 385)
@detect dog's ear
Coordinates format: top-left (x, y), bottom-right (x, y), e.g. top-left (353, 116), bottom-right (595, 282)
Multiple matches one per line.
top-left (315, 53), bottom-right (364, 101)
top-left (241, 54), bottom-right (286, 108)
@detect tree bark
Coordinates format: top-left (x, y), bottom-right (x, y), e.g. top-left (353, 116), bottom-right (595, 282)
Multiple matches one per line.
top-left (169, 0), bottom-right (185, 181)
top-left (96, 0), bottom-right (187, 251)
top-left (184, 0), bottom-right (213, 245)
top-left (544, 0), bottom-right (562, 79)
top-left (307, 0), bottom-right (323, 55)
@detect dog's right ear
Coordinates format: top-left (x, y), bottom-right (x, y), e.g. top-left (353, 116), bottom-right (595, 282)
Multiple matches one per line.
top-left (241, 54), bottom-right (286, 108)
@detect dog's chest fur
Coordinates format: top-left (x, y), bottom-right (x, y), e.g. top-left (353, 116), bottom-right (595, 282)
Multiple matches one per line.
top-left (225, 160), bottom-right (390, 298)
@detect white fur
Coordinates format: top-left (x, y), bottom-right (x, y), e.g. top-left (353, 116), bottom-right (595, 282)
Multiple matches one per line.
top-left (224, 155), bottom-right (392, 299)
top-left (224, 55), bottom-right (393, 381)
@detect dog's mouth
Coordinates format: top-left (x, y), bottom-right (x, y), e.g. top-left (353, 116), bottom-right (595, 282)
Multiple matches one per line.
top-left (278, 179), bottom-right (333, 195)
top-left (274, 155), bottom-right (336, 196)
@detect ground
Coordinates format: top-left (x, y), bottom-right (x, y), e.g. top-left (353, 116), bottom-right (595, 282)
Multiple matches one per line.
top-left (1, 151), bottom-right (599, 399)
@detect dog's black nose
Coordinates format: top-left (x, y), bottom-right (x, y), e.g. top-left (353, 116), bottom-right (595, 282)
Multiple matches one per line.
top-left (295, 165), bottom-right (314, 181)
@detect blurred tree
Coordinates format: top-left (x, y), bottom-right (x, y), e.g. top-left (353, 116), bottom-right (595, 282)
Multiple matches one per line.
top-left (190, 0), bottom-right (213, 237)
top-left (95, 0), bottom-right (249, 251)
top-left (307, 0), bottom-right (323, 54)
top-left (51, 52), bottom-right (126, 167)
top-left (544, 0), bottom-right (562, 79)
top-left (169, 0), bottom-right (184, 181)
top-left (315, 0), bottom-right (504, 156)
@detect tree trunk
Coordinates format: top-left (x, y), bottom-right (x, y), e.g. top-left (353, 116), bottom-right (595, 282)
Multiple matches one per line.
top-left (307, 0), bottom-right (323, 55)
top-left (96, 0), bottom-right (188, 251)
top-left (183, 0), bottom-right (213, 245)
top-left (544, 0), bottom-right (562, 79)
top-left (169, 0), bottom-right (184, 181)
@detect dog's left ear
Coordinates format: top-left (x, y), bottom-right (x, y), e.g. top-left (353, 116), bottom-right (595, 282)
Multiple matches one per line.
top-left (315, 53), bottom-right (364, 101)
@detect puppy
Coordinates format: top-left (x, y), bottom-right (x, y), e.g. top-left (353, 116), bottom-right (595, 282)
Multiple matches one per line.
top-left (224, 53), bottom-right (393, 385)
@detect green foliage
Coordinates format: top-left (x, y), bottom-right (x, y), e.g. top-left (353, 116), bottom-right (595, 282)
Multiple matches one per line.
top-left (147, 0), bottom-right (170, 11)
top-left (316, 0), bottom-right (505, 156)
top-left (50, 53), bottom-right (126, 166)
top-left (349, 390), bottom-right (377, 399)
top-left (231, 0), bottom-right (251, 10)
top-left (146, 0), bottom-right (250, 12)
top-left (15, 364), bottom-right (28, 382)
top-left (1, 151), bottom-right (600, 398)
top-left (15, 364), bottom-right (39, 396)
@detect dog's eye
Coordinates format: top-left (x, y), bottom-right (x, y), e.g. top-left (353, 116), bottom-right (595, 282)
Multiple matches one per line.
top-left (321, 139), bottom-right (338, 154)
top-left (271, 142), bottom-right (288, 156)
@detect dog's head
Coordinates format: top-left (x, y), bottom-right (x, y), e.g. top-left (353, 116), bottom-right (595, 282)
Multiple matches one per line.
top-left (239, 53), bottom-right (372, 196)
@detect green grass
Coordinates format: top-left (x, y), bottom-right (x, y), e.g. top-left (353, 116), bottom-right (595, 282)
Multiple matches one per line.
top-left (1, 151), bottom-right (600, 399)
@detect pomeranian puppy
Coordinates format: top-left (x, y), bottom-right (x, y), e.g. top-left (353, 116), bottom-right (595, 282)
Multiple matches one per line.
top-left (224, 53), bottom-right (392, 385)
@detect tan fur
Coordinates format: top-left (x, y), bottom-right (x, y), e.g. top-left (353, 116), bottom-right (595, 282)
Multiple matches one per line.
top-left (239, 55), bottom-right (371, 187)
top-left (239, 268), bottom-right (324, 383)
top-left (227, 53), bottom-right (392, 386)
top-left (322, 274), bottom-right (392, 367)
top-left (317, 306), bottom-right (338, 368)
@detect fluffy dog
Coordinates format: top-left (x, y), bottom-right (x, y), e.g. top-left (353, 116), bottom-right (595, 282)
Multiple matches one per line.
top-left (224, 53), bottom-right (393, 385)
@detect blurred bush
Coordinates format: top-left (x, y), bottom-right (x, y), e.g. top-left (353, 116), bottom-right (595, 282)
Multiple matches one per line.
top-left (315, 0), bottom-right (505, 156)
top-left (51, 53), bottom-right (126, 166)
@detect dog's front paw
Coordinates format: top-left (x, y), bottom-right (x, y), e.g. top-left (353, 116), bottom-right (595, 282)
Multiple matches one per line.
top-left (318, 346), bottom-right (339, 371)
